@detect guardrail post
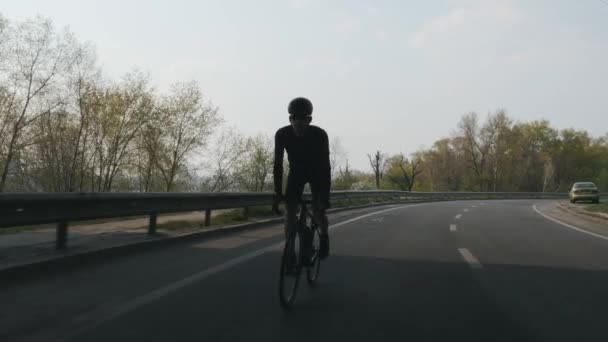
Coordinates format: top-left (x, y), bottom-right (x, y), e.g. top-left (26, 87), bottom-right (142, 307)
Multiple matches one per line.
top-left (56, 221), bottom-right (68, 250)
top-left (204, 209), bottom-right (211, 227)
top-left (243, 207), bottom-right (249, 220)
top-left (148, 213), bottom-right (157, 235)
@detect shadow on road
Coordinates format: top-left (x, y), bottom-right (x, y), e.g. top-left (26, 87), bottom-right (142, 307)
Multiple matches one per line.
top-left (57, 251), bottom-right (608, 342)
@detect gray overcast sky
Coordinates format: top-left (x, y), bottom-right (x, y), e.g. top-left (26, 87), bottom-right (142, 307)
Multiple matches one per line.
top-left (1, 0), bottom-right (607, 170)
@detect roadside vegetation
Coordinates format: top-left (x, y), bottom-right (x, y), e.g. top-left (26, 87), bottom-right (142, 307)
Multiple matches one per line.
top-left (584, 203), bottom-right (608, 215)
top-left (1, 14), bottom-right (607, 196)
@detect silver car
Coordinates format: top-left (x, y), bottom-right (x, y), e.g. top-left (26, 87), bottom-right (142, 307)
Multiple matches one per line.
top-left (569, 182), bottom-right (600, 204)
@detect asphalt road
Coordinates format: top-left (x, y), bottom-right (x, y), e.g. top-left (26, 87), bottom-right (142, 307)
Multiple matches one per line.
top-left (2, 200), bottom-right (608, 342)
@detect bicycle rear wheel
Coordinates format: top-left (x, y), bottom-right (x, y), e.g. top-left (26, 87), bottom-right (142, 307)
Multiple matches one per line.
top-left (279, 233), bottom-right (301, 309)
top-left (306, 225), bottom-right (321, 285)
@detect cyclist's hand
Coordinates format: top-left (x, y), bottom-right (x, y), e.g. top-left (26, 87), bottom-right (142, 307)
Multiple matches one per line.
top-left (272, 193), bottom-right (284, 215)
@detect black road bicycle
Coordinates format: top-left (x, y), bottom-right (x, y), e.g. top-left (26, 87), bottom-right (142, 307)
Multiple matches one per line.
top-left (277, 199), bottom-right (322, 309)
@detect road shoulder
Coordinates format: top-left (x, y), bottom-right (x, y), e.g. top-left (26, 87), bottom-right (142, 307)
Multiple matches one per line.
top-left (535, 201), bottom-right (608, 238)
top-left (558, 201), bottom-right (608, 221)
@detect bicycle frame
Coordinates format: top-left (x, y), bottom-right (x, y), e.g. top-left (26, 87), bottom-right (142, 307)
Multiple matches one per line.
top-left (297, 200), bottom-right (319, 235)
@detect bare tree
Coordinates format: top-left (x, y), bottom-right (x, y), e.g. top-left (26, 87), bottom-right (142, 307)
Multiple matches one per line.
top-left (542, 159), bottom-right (554, 192)
top-left (29, 45), bottom-right (101, 192)
top-left (0, 14), bottom-right (8, 61)
top-left (135, 120), bottom-right (163, 192)
top-left (0, 17), bottom-right (80, 191)
top-left (334, 158), bottom-right (354, 190)
top-left (205, 126), bottom-right (247, 192)
top-left (481, 110), bottom-right (512, 192)
top-left (152, 81), bottom-right (220, 192)
top-left (90, 71), bottom-right (154, 191)
top-left (0, 86), bottom-right (13, 177)
top-left (64, 45), bottom-right (101, 191)
top-left (0, 14), bottom-right (232, 193)
top-left (237, 134), bottom-right (274, 192)
top-left (367, 150), bottom-right (385, 189)
top-left (457, 112), bottom-right (489, 190)
top-left (330, 136), bottom-right (347, 180)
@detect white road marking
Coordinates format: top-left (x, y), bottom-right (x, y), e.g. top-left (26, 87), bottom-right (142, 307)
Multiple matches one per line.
top-left (458, 248), bottom-right (483, 269)
top-left (464, 208), bottom-right (469, 212)
top-left (472, 205), bottom-right (478, 208)
top-left (455, 214), bottom-right (462, 220)
top-left (330, 204), bottom-right (427, 230)
top-left (533, 204), bottom-right (608, 241)
top-left (65, 203), bottom-right (425, 338)
top-left (450, 224), bottom-right (457, 232)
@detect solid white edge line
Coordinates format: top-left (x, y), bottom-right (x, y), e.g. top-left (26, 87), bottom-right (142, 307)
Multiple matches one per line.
top-left (450, 224), bottom-right (457, 232)
top-left (327, 204), bottom-right (424, 230)
top-left (458, 248), bottom-right (482, 269)
top-left (64, 203), bottom-right (425, 338)
top-left (532, 204), bottom-right (608, 241)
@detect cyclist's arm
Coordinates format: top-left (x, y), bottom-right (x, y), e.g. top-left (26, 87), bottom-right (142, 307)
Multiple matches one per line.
top-left (273, 130), bottom-right (285, 196)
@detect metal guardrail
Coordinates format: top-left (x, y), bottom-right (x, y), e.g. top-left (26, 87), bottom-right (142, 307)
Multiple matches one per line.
top-left (0, 190), bottom-right (598, 250)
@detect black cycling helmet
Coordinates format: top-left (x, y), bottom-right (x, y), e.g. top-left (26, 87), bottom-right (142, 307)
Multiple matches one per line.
top-left (288, 97), bottom-right (313, 119)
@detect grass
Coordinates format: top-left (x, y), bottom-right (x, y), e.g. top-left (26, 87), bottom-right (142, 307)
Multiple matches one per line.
top-left (157, 198), bottom-right (396, 232)
top-left (0, 215), bottom-right (150, 235)
top-left (0, 224), bottom-right (53, 235)
top-left (157, 220), bottom-right (205, 232)
top-left (584, 202), bottom-right (608, 215)
top-left (158, 205), bottom-right (278, 232)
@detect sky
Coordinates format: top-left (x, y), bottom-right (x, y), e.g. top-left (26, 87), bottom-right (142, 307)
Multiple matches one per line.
top-left (1, 0), bottom-right (607, 170)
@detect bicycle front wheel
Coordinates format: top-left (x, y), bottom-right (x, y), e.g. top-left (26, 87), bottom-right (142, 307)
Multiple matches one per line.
top-left (279, 234), bottom-right (301, 309)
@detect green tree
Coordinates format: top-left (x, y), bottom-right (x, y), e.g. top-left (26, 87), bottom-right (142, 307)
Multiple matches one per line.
top-left (383, 153), bottom-right (423, 191)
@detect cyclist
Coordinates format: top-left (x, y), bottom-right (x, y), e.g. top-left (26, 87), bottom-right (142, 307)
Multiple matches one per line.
top-left (273, 97), bottom-right (331, 270)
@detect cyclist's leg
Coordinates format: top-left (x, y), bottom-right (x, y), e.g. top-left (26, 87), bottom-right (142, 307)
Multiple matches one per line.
top-left (284, 173), bottom-right (306, 265)
top-left (312, 205), bottom-right (329, 259)
top-left (310, 177), bottom-right (330, 258)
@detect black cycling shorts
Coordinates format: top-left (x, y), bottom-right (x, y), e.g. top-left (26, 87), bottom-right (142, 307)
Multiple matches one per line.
top-left (285, 172), bottom-right (330, 209)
